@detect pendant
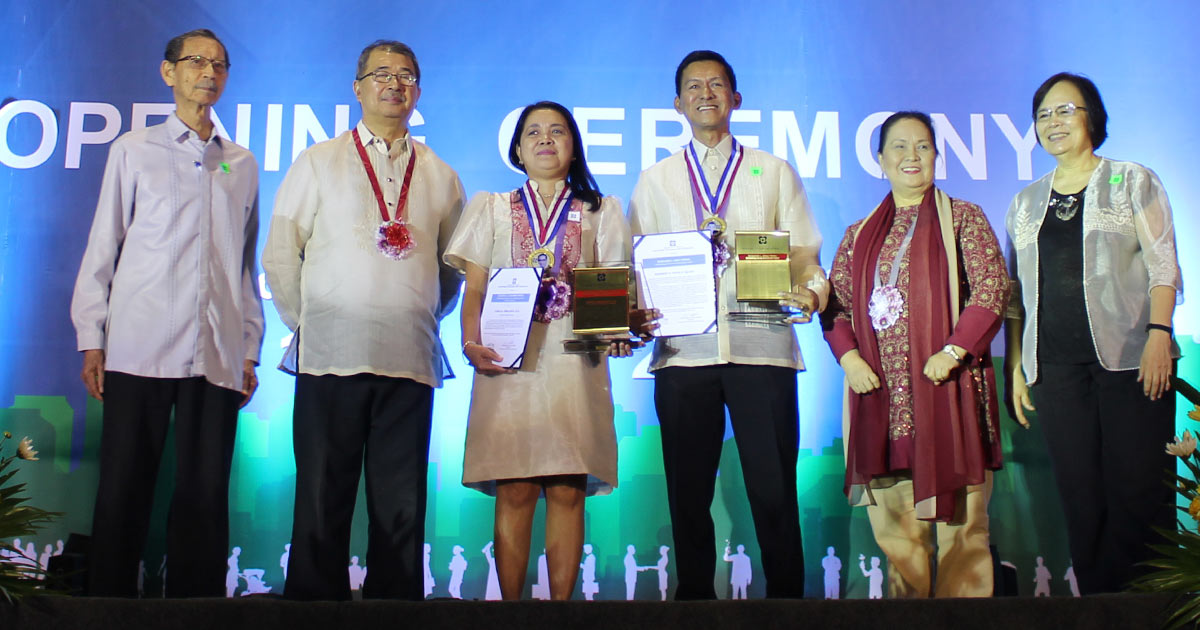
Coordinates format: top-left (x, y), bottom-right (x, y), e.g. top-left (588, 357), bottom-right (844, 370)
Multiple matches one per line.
top-left (376, 220), bottom-right (415, 260)
top-left (1050, 194), bottom-right (1079, 221)
top-left (701, 215), bottom-right (727, 233)
top-left (868, 284), bottom-right (904, 330)
top-left (528, 247), bottom-right (556, 270)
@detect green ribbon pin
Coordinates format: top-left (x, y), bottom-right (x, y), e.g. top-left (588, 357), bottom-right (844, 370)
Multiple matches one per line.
top-left (1109, 173), bottom-right (1122, 185)
top-left (220, 162), bottom-right (231, 174)
top-left (750, 167), bottom-right (762, 176)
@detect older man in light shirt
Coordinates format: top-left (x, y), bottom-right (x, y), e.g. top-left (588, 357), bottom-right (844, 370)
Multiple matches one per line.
top-left (629, 50), bottom-right (826, 600)
top-left (263, 39), bottom-right (464, 601)
top-left (71, 28), bottom-right (263, 598)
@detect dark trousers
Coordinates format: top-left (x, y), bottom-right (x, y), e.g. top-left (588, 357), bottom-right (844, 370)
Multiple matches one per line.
top-left (654, 364), bottom-right (805, 599)
top-left (87, 371), bottom-right (240, 598)
top-left (284, 373), bottom-right (433, 601)
top-left (1032, 362), bottom-right (1176, 594)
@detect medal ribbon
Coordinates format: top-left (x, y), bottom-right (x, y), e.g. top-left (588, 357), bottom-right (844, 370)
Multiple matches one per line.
top-left (684, 137), bottom-right (744, 229)
top-left (872, 217), bottom-right (919, 290)
top-left (352, 128), bottom-right (416, 224)
top-left (519, 182), bottom-right (574, 272)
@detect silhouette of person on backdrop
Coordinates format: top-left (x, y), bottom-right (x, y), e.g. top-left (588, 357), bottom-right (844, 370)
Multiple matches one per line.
top-left (822, 546), bottom-right (842, 599)
top-left (655, 546), bottom-right (671, 601)
top-left (423, 543), bottom-right (435, 598)
top-left (1033, 556), bottom-right (1051, 596)
top-left (860, 555), bottom-right (883, 599)
top-left (531, 550), bottom-right (550, 600)
top-left (348, 556), bottom-right (367, 595)
top-left (580, 544), bottom-right (599, 601)
top-left (280, 543), bottom-right (291, 580)
top-left (448, 545), bottom-right (467, 599)
top-left (226, 547), bottom-right (242, 597)
top-left (724, 542), bottom-right (752, 599)
top-left (483, 541), bottom-right (501, 601)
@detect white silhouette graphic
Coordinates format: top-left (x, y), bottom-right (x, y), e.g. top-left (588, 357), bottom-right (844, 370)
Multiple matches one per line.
top-left (623, 545), bottom-right (645, 600)
top-left (280, 543), bottom-right (290, 580)
top-left (242, 569), bottom-right (273, 595)
top-left (158, 555), bottom-right (167, 598)
top-left (1064, 565), bottom-right (1080, 597)
top-left (482, 541), bottom-right (501, 601)
top-left (723, 541), bottom-right (752, 600)
top-left (822, 547), bottom-right (842, 599)
top-left (423, 543), bottom-right (435, 598)
top-left (1033, 556), bottom-right (1051, 597)
top-left (580, 543), bottom-right (599, 601)
top-left (137, 559), bottom-right (146, 596)
top-left (654, 546), bottom-right (671, 601)
top-left (226, 547), bottom-right (242, 597)
top-left (55, 540), bottom-right (64, 557)
top-left (348, 556), bottom-right (367, 592)
top-left (859, 554), bottom-right (883, 599)
top-left (448, 545), bottom-right (467, 599)
top-left (39, 544), bottom-right (53, 581)
top-left (531, 549), bottom-right (550, 600)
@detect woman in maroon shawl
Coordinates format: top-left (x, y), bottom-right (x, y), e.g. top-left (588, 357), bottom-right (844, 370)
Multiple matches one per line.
top-left (821, 112), bottom-right (1009, 598)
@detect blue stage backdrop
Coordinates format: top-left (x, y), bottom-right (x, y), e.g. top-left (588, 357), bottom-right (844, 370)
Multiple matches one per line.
top-left (1, 0), bottom-right (1196, 600)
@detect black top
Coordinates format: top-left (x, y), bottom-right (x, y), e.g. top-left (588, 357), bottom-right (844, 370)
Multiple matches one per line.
top-left (1036, 187), bottom-right (1098, 365)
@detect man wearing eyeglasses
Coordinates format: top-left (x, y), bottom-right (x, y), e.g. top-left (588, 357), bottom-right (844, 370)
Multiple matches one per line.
top-left (263, 40), bottom-right (464, 601)
top-left (71, 28), bottom-right (263, 598)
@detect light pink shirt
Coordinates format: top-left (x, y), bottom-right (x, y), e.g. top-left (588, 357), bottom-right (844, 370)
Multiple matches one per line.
top-left (71, 114), bottom-right (264, 392)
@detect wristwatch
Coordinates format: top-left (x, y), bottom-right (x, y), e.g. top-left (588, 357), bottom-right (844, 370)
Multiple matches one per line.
top-left (941, 344), bottom-right (963, 363)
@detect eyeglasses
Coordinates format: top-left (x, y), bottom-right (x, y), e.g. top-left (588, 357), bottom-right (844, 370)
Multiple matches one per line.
top-left (175, 55), bottom-right (230, 74)
top-left (356, 70), bottom-right (418, 86)
top-left (1036, 102), bottom-right (1086, 122)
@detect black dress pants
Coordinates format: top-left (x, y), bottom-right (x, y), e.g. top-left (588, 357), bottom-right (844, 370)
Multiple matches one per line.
top-left (284, 372), bottom-right (433, 601)
top-left (88, 371), bottom-right (240, 597)
top-left (1032, 361), bottom-right (1176, 594)
top-left (654, 364), bottom-right (805, 599)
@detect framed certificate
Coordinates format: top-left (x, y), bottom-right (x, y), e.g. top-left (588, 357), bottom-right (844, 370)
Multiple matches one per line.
top-left (632, 231), bottom-right (718, 337)
top-left (480, 267), bottom-right (540, 369)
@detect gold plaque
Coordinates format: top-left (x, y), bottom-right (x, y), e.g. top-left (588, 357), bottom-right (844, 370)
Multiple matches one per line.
top-left (572, 266), bottom-right (631, 334)
top-left (734, 231), bottom-right (791, 301)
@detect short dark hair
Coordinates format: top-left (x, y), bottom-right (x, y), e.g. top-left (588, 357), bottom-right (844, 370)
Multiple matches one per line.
top-left (877, 111), bottom-right (938, 156)
top-left (1031, 72), bottom-right (1107, 149)
top-left (356, 40), bottom-right (420, 84)
top-left (507, 101), bottom-right (603, 211)
top-left (164, 29), bottom-right (229, 66)
top-left (675, 50), bottom-right (736, 96)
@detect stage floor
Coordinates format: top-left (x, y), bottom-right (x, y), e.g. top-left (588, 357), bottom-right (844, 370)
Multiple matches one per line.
top-left (0, 593), bottom-right (1184, 629)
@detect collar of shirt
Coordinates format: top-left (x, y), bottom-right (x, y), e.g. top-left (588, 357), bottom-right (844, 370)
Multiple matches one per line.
top-left (689, 134), bottom-right (734, 167)
top-left (167, 112), bottom-right (224, 151)
top-left (356, 120), bottom-right (411, 160)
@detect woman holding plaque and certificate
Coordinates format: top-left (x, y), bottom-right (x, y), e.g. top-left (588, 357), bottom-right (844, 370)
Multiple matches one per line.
top-left (820, 111), bottom-right (1009, 598)
top-left (1005, 74), bottom-right (1181, 594)
top-left (444, 101), bottom-right (633, 601)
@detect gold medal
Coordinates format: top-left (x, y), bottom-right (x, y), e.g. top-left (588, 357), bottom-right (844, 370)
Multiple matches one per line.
top-left (701, 215), bottom-right (727, 233)
top-left (528, 248), bottom-right (555, 269)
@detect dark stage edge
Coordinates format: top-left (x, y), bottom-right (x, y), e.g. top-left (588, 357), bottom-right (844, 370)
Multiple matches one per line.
top-left (0, 593), bottom-right (1185, 629)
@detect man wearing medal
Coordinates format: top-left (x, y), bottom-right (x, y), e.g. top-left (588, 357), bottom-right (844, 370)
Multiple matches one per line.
top-left (629, 50), bottom-right (827, 599)
top-left (71, 29), bottom-right (263, 597)
top-left (262, 40), bottom-right (465, 601)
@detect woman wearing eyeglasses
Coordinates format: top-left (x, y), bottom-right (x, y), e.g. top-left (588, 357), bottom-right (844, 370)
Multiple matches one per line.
top-left (1005, 72), bottom-right (1183, 594)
